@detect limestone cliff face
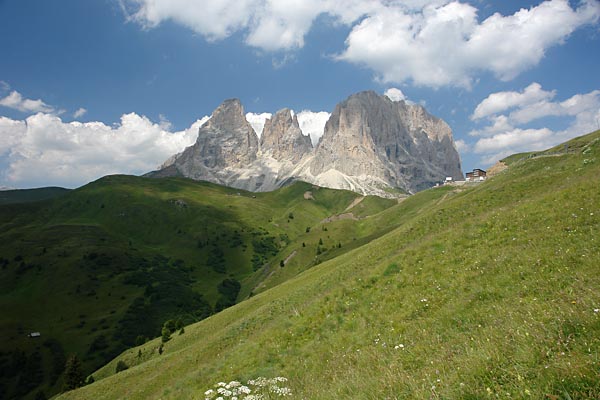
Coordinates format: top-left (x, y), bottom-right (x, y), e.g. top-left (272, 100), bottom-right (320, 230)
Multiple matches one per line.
top-left (308, 91), bottom-right (463, 193)
top-left (150, 92), bottom-right (463, 196)
top-left (260, 109), bottom-right (312, 163)
top-left (178, 99), bottom-right (258, 170)
top-left (157, 99), bottom-right (261, 188)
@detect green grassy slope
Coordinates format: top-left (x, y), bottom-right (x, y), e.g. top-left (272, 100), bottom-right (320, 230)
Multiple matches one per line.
top-left (0, 177), bottom-right (401, 400)
top-left (501, 129), bottom-right (600, 165)
top-left (0, 187), bottom-right (70, 205)
top-left (59, 130), bottom-right (600, 399)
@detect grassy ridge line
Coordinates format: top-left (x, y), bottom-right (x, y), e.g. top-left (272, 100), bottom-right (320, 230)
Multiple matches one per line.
top-left (501, 129), bottom-right (600, 165)
top-left (59, 132), bottom-right (600, 399)
top-left (0, 186), bottom-right (70, 205)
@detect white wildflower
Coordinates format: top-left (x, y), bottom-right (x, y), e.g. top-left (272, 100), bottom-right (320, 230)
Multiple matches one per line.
top-left (206, 376), bottom-right (290, 399)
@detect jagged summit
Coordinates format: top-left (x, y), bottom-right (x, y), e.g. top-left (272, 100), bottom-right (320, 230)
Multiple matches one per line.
top-left (260, 108), bottom-right (312, 163)
top-left (149, 92), bottom-right (464, 196)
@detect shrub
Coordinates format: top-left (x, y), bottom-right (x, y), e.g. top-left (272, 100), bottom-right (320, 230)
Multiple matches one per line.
top-left (134, 335), bottom-right (148, 346)
top-left (161, 326), bottom-right (171, 343)
top-left (115, 360), bottom-right (128, 373)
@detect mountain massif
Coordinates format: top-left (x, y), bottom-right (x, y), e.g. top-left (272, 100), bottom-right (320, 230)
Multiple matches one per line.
top-left (151, 91), bottom-right (463, 195)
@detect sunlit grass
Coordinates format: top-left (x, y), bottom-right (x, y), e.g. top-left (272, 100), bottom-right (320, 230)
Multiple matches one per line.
top-left (59, 130), bottom-right (600, 399)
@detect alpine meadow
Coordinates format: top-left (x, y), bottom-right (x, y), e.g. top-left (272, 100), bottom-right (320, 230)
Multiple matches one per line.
top-left (2, 130), bottom-right (596, 399)
top-left (2, 1), bottom-right (600, 399)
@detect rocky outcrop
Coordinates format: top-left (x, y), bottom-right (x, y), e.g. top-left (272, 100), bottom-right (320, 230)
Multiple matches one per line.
top-left (149, 91), bottom-right (464, 196)
top-left (156, 99), bottom-right (263, 190)
top-left (260, 109), bottom-right (312, 163)
top-left (306, 91), bottom-right (462, 193)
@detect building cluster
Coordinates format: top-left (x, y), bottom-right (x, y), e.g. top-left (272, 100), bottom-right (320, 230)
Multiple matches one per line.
top-left (436, 168), bottom-right (487, 187)
top-left (465, 168), bottom-right (487, 182)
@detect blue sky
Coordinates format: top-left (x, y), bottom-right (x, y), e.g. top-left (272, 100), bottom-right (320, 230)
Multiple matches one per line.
top-left (0, 0), bottom-right (599, 188)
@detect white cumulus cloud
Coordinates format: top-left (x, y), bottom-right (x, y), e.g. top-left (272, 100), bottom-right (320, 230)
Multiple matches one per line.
top-left (0, 112), bottom-right (203, 188)
top-left (246, 112), bottom-right (272, 137)
top-left (296, 110), bottom-right (330, 146)
top-left (384, 88), bottom-right (407, 102)
top-left (73, 107), bottom-right (87, 119)
top-left (121, 0), bottom-right (380, 51)
top-left (120, 1), bottom-right (600, 87)
top-left (338, 0), bottom-right (600, 88)
top-left (471, 83), bottom-right (555, 120)
top-left (0, 90), bottom-right (55, 113)
top-left (0, 116), bottom-right (26, 155)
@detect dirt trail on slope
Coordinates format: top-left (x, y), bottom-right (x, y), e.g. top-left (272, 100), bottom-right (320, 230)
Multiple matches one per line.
top-left (321, 212), bottom-right (358, 223)
top-left (283, 250), bottom-right (297, 265)
top-left (345, 196), bottom-right (365, 211)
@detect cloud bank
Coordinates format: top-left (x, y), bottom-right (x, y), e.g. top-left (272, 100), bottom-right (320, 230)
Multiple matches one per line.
top-left (0, 106), bottom-right (332, 189)
top-left (121, 0), bottom-right (600, 88)
top-left (0, 113), bottom-right (203, 188)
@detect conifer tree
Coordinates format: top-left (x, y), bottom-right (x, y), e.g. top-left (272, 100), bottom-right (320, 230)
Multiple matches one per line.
top-left (63, 354), bottom-right (84, 391)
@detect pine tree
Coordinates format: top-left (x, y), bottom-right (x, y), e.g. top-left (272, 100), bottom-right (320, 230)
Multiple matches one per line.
top-left (161, 326), bottom-right (171, 343)
top-left (63, 354), bottom-right (84, 391)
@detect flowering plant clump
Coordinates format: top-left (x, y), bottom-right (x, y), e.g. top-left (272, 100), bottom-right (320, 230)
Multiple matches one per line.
top-left (204, 377), bottom-right (292, 400)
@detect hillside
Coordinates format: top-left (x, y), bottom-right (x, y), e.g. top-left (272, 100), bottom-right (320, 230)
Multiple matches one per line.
top-left (58, 130), bottom-right (600, 399)
top-left (0, 177), bottom-right (400, 400)
top-left (0, 187), bottom-right (70, 205)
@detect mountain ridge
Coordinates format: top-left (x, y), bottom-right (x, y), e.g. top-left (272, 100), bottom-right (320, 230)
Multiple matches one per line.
top-left (149, 91), bottom-right (463, 196)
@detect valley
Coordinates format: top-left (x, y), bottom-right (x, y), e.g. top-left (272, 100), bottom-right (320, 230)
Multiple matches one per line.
top-left (0, 175), bottom-right (399, 399)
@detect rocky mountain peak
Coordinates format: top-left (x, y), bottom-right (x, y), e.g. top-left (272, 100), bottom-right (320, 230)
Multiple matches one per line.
top-left (260, 108), bottom-right (312, 163)
top-left (150, 91), bottom-right (464, 196)
top-left (151, 98), bottom-right (259, 183)
top-left (310, 90), bottom-right (462, 193)
top-left (209, 98), bottom-right (247, 130)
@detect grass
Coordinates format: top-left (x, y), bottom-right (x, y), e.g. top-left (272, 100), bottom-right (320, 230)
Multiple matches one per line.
top-left (0, 176), bottom-right (399, 399)
top-left (57, 131), bottom-right (600, 399)
top-left (0, 186), bottom-right (70, 205)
